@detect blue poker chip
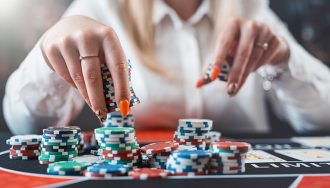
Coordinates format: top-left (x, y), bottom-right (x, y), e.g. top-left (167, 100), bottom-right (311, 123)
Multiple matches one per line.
top-left (87, 163), bottom-right (131, 175)
top-left (171, 150), bottom-right (211, 159)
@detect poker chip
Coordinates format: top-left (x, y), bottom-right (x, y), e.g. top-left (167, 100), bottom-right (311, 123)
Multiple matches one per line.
top-left (141, 141), bottom-right (179, 156)
top-left (39, 127), bottom-right (81, 164)
top-left (43, 127), bottom-right (80, 135)
top-left (173, 119), bottom-right (213, 150)
top-left (166, 150), bottom-right (211, 174)
top-left (204, 62), bottom-right (231, 83)
top-left (103, 112), bottom-right (135, 128)
top-left (47, 161), bottom-right (88, 176)
top-left (95, 127), bottom-right (140, 167)
top-left (7, 135), bottom-right (42, 160)
top-left (90, 149), bottom-right (102, 156)
top-left (101, 60), bottom-right (140, 113)
top-left (128, 168), bottom-right (170, 180)
top-left (72, 155), bottom-right (104, 165)
top-left (86, 163), bottom-right (131, 177)
top-left (209, 141), bottom-right (251, 174)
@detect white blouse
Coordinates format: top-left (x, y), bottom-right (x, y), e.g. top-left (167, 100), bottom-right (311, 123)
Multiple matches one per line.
top-left (4, 0), bottom-right (330, 135)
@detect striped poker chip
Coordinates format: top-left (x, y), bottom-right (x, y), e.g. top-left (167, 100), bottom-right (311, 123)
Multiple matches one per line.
top-left (43, 127), bottom-right (81, 135)
top-left (7, 135), bottom-right (42, 144)
top-left (128, 168), bottom-right (169, 180)
top-left (141, 141), bottom-right (179, 155)
top-left (211, 141), bottom-right (251, 151)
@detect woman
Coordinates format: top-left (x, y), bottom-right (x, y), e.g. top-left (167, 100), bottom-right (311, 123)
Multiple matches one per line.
top-left (3, 0), bottom-right (330, 134)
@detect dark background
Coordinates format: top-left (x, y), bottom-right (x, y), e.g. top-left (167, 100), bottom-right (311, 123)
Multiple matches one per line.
top-left (0, 0), bottom-right (329, 135)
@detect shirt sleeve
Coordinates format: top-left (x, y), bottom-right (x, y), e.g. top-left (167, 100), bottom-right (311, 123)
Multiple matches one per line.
top-left (254, 2), bottom-right (330, 133)
top-left (2, 0), bottom-right (108, 134)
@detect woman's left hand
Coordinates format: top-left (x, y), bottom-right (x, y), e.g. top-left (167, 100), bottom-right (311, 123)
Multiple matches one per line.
top-left (196, 18), bottom-right (290, 96)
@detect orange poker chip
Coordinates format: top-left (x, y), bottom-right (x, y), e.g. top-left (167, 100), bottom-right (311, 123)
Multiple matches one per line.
top-left (141, 141), bottom-right (179, 155)
top-left (128, 168), bottom-right (169, 180)
top-left (211, 141), bottom-right (251, 151)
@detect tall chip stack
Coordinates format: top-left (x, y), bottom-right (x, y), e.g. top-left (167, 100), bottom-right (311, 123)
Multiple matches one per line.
top-left (101, 60), bottom-right (140, 113)
top-left (95, 127), bottom-right (141, 167)
top-left (6, 135), bottom-right (42, 160)
top-left (141, 141), bottom-right (179, 169)
top-left (209, 141), bottom-right (251, 174)
top-left (102, 112), bottom-right (135, 128)
top-left (166, 150), bottom-right (211, 176)
top-left (39, 127), bottom-right (80, 164)
top-left (173, 119), bottom-right (212, 150)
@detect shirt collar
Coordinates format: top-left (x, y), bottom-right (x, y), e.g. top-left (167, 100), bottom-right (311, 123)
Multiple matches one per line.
top-left (153, 0), bottom-right (211, 28)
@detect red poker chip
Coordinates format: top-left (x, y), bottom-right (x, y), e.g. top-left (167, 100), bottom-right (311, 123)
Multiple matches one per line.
top-left (141, 141), bottom-right (179, 155)
top-left (11, 145), bottom-right (40, 150)
top-left (102, 149), bottom-right (140, 155)
top-left (211, 141), bottom-right (251, 151)
top-left (171, 172), bottom-right (206, 176)
top-left (128, 168), bottom-right (169, 180)
top-left (10, 149), bottom-right (40, 155)
top-left (83, 170), bottom-right (122, 178)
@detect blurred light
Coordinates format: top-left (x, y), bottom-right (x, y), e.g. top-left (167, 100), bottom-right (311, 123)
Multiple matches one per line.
top-left (0, 0), bottom-right (21, 21)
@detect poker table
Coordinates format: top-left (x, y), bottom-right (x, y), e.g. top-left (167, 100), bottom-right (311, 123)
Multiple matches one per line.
top-left (1, 131), bottom-right (330, 188)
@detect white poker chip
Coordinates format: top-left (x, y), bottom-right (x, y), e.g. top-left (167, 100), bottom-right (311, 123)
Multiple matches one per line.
top-left (7, 135), bottom-right (42, 145)
top-left (72, 155), bottom-right (104, 165)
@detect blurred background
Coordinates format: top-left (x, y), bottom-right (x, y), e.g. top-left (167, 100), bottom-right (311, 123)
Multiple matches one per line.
top-left (0, 0), bottom-right (329, 134)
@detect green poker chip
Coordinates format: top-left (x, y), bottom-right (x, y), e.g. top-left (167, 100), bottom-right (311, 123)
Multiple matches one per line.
top-left (48, 161), bottom-right (88, 172)
top-left (94, 127), bottom-right (134, 135)
top-left (41, 150), bottom-right (78, 156)
top-left (41, 140), bottom-right (78, 146)
top-left (98, 142), bottom-right (139, 150)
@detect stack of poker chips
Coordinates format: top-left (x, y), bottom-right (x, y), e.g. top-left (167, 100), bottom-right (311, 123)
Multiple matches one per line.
top-left (101, 60), bottom-right (140, 113)
top-left (141, 141), bottom-right (179, 169)
top-left (128, 168), bottom-right (170, 180)
top-left (47, 161), bottom-right (88, 175)
top-left (39, 127), bottom-right (80, 164)
top-left (95, 127), bottom-right (141, 167)
top-left (173, 119), bottom-right (213, 150)
top-left (84, 163), bottom-right (131, 177)
top-left (102, 112), bottom-right (135, 128)
top-left (209, 141), bottom-right (251, 174)
top-left (82, 131), bottom-right (97, 151)
top-left (166, 150), bottom-right (211, 176)
top-left (6, 135), bottom-right (42, 160)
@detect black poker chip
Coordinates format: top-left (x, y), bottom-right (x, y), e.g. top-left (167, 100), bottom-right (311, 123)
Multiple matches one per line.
top-left (42, 145), bottom-right (77, 152)
top-left (43, 127), bottom-right (81, 135)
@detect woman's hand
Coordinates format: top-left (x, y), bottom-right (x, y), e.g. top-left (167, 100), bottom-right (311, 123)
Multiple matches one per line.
top-left (196, 18), bottom-right (290, 96)
top-left (41, 15), bottom-right (130, 121)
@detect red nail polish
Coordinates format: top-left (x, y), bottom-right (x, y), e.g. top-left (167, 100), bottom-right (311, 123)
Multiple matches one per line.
top-left (210, 65), bottom-right (221, 81)
top-left (119, 99), bottom-right (130, 117)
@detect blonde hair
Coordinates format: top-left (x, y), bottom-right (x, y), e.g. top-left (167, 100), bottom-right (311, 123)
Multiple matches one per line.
top-left (121, 0), bottom-right (241, 75)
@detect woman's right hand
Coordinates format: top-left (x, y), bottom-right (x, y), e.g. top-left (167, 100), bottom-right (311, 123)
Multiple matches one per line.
top-left (40, 15), bottom-right (131, 121)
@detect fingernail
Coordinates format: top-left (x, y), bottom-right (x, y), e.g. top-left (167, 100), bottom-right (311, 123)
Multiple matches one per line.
top-left (119, 99), bottom-right (130, 117)
top-left (195, 78), bottom-right (204, 88)
top-left (95, 108), bottom-right (107, 121)
top-left (227, 82), bottom-right (238, 96)
top-left (210, 65), bottom-right (221, 81)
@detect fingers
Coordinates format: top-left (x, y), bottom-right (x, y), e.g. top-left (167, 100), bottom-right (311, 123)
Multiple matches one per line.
top-left (101, 28), bottom-right (131, 117)
top-left (57, 36), bottom-right (92, 108)
top-left (227, 21), bottom-right (258, 96)
top-left (75, 30), bottom-right (107, 121)
top-left (253, 36), bottom-right (280, 71)
top-left (42, 43), bottom-right (76, 88)
top-left (238, 24), bottom-right (273, 89)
